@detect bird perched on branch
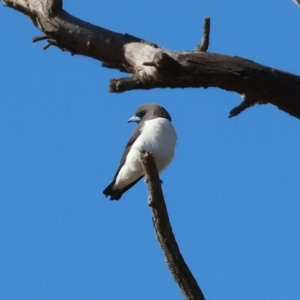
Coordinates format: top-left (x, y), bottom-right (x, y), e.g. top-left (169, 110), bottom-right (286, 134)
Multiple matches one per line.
top-left (103, 103), bottom-right (177, 200)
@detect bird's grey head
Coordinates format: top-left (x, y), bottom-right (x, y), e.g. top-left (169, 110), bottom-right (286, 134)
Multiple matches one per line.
top-left (127, 103), bottom-right (172, 124)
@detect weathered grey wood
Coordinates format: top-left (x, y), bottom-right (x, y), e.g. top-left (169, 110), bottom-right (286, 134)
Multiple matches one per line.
top-left (3, 0), bottom-right (300, 118)
top-left (4, 1), bottom-right (300, 299)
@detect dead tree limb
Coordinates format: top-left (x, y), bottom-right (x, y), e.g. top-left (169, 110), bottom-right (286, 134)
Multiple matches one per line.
top-left (3, 0), bottom-right (300, 118)
top-left (196, 17), bottom-right (210, 52)
top-left (140, 151), bottom-right (205, 300)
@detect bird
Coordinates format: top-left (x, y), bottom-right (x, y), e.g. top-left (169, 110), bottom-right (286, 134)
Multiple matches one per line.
top-left (103, 103), bottom-right (177, 200)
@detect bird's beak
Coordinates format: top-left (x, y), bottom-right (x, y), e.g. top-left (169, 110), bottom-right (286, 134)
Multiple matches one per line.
top-left (127, 115), bottom-right (140, 123)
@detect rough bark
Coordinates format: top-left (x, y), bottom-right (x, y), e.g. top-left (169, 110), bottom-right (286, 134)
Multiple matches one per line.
top-left (3, 0), bottom-right (300, 119)
top-left (140, 152), bottom-right (205, 300)
top-left (5, 1), bottom-right (300, 299)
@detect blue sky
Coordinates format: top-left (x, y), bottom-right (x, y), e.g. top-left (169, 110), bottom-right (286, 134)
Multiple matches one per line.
top-left (1, 1), bottom-right (300, 299)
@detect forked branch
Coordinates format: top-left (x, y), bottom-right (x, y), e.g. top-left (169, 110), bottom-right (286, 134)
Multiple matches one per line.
top-left (3, 0), bottom-right (300, 118)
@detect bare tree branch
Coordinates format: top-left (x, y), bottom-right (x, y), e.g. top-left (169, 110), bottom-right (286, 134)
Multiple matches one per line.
top-left (3, 0), bottom-right (300, 118)
top-left (32, 34), bottom-right (48, 43)
top-left (229, 94), bottom-right (253, 118)
top-left (196, 17), bottom-right (210, 52)
top-left (140, 151), bottom-right (205, 300)
top-left (293, 0), bottom-right (300, 8)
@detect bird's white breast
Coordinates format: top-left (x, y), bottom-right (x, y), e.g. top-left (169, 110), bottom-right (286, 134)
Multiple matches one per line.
top-left (114, 118), bottom-right (177, 189)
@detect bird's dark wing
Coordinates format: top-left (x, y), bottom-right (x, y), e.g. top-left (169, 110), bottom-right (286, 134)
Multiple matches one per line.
top-left (114, 124), bottom-right (142, 178)
top-left (103, 125), bottom-right (144, 200)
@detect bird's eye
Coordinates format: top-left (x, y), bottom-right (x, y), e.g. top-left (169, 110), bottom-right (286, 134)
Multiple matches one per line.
top-left (139, 111), bottom-right (146, 117)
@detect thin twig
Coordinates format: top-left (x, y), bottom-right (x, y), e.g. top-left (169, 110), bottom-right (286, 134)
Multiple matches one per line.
top-left (229, 94), bottom-right (253, 118)
top-left (140, 151), bottom-right (205, 300)
top-left (43, 40), bottom-right (63, 51)
top-left (32, 35), bottom-right (48, 43)
top-left (196, 18), bottom-right (210, 52)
